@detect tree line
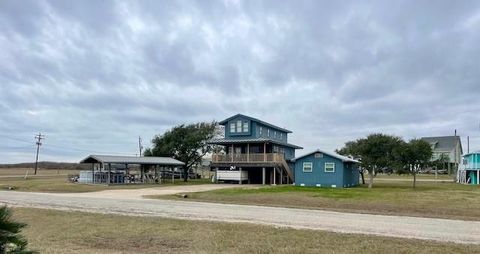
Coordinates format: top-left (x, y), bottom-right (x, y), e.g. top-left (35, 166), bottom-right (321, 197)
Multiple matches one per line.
top-left (337, 133), bottom-right (433, 189)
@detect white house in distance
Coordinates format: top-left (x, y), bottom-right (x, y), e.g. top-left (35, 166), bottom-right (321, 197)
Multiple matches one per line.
top-left (420, 136), bottom-right (463, 174)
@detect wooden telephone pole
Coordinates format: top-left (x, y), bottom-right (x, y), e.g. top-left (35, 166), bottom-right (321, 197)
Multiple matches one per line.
top-left (34, 133), bottom-right (44, 175)
top-left (138, 136), bottom-right (143, 157)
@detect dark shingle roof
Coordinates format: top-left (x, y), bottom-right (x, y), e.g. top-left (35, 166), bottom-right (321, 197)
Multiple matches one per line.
top-left (420, 136), bottom-right (462, 153)
top-left (208, 138), bottom-right (302, 149)
top-left (218, 114), bottom-right (292, 133)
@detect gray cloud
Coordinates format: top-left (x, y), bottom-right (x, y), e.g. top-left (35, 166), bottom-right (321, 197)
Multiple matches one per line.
top-left (1, 0), bottom-right (480, 163)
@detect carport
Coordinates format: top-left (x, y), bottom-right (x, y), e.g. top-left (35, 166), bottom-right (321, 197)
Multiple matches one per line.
top-left (79, 155), bottom-right (185, 185)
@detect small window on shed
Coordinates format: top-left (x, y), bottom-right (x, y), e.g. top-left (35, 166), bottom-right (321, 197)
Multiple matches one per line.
top-left (243, 121), bottom-right (249, 132)
top-left (230, 123), bottom-right (236, 133)
top-left (303, 162), bottom-right (313, 172)
top-left (325, 162), bottom-right (335, 173)
top-left (314, 153), bottom-right (323, 158)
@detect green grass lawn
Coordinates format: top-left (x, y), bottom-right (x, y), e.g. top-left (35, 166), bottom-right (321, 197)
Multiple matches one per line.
top-left (11, 207), bottom-right (480, 254)
top-left (154, 180), bottom-right (480, 221)
top-left (0, 174), bottom-right (211, 192)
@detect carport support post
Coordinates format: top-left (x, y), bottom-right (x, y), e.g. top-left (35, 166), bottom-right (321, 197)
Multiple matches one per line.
top-left (239, 167), bottom-right (242, 185)
top-left (262, 167), bottom-right (266, 185)
top-left (154, 165), bottom-right (158, 184)
top-left (172, 167), bottom-right (174, 183)
top-left (91, 163), bottom-right (94, 184)
top-left (107, 163), bottom-right (111, 185)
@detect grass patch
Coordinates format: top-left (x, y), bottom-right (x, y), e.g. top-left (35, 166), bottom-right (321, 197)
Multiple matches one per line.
top-left (0, 173), bottom-right (211, 193)
top-left (11, 207), bottom-right (480, 254)
top-left (156, 181), bottom-right (480, 221)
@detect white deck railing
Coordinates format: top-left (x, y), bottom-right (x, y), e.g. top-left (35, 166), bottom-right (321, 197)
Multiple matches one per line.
top-left (212, 153), bottom-right (285, 163)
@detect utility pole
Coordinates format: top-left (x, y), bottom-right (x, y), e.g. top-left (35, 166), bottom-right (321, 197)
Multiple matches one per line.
top-left (138, 136), bottom-right (143, 157)
top-left (34, 133), bottom-right (44, 175)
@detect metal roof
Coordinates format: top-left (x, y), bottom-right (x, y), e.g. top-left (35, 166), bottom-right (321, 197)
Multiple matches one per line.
top-left (218, 114), bottom-right (292, 133)
top-left (208, 138), bottom-right (303, 149)
top-left (292, 149), bottom-right (359, 163)
top-left (420, 136), bottom-right (462, 154)
top-left (80, 155), bottom-right (185, 166)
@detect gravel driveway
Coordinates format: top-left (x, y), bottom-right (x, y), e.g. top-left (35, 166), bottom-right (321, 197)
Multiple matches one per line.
top-left (1, 189), bottom-right (479, 244)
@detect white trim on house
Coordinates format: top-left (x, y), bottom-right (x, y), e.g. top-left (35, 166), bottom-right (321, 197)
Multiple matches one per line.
top-left (303, 162), bottom-right (313, 172)
top-left (325, 162), bottom-right (335, 173)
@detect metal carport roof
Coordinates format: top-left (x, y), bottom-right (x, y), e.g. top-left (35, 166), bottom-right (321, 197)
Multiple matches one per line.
top-left (80, 155), bottom-right (185, 166)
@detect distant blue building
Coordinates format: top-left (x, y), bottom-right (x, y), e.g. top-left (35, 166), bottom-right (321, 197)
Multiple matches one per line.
top-left (292, 149), bottom-right (360, 188)
top-left (458, 152), bottom-right (480, 185)
top-left (209, 114), bottom-right (302, 185)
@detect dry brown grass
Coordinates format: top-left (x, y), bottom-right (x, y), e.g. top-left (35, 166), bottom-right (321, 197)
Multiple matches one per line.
top-left (0, 168), bottom-right (210, 192)
top-left (156, 181), bottom-right (480, 221)
top-left (12, 207), bottom-right (480, 254)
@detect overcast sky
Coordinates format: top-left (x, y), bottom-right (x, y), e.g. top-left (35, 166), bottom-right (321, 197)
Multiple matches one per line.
top-left (1, 0), bottom-right (480, 163)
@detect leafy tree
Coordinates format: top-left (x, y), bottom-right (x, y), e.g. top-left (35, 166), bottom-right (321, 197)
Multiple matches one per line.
top-left (337, 133), bottom-right (403, 188)
top-left (0, 206), bottom-right (36, 254)
top-left (144, 121), bottom-right (220, 182)
top-left (397, 139), bottom-right (433, 188)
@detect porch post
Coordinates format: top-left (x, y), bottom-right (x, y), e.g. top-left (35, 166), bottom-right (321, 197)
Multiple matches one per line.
top-left (215, 167), bottom-right (219, 183)
top-left (280, 168), bottom-right (283, 185)
top-left (262, 167), bottom-right (266, 185)
top-left (273, 167), bottom-right (276, 185)
top-left (263, 142), bottom-right (266, 162)
top-left (231, 144), bottom-right (234, 162)
top-left (239, 167), bottom-right (242, 185)
top-left (172, 167), bottom-right (175, 183)
top-left (247, 143), bottom-right (250, 162)
top-left (155, 165), bottom-right (158, 184)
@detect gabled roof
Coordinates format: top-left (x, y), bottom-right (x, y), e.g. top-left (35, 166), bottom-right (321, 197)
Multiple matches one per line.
top-left (420, 136), bottom-right (462, 153)
top-left (218, 114), bottom-right (292, 133)
top-left (208, 138), bottom-right (303, 149)
top-left (292, 149), bottom-right (359, 163)
top-left (80, 155), bottom-right (185, 166)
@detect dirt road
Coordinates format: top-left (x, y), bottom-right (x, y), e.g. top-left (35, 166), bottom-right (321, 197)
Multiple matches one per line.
top-left (1, 189), bottom-right (479, 244)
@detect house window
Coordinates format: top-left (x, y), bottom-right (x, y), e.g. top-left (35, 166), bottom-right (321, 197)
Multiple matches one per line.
top-left (280, 133), bottom-right (283, 140)
top-left (325, 162), bottom-right (335, 173)
top-left (243, 121), bottom-right (249, 132)
top-left (259, 127), bottom-right (263, 136)
top-left (314, 153), bottom-right (323, 158)
top-left (267, 129), bottom-right (270, 137)
top-left (236, 120), bottom-right (242, 132)
top-left (303, 162), bottom-right (313, 172)
top-left (230, 123), bottom-right (236, 133)
top-left (274, 131), bottom-right (277, 139)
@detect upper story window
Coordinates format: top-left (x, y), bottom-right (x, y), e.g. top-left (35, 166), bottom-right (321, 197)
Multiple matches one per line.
top-left (243, 121), bottom-right (249, 132)
top-left (259, 127), bottom-right (263, 136)
top-left (236, 120), bottom-right (242, 132)
top-left (303, 162), bottom-right (313, 172)
top-left (267, 129), bottom-right (270, 137)
top-left (230, 123), bottom-right (236, 133)
top-left (325, 162), bottom-right (335, 173)
top-left (280, 133), bottom-right (283, 140)
top-left (274, 131), bottom-right (277, 139)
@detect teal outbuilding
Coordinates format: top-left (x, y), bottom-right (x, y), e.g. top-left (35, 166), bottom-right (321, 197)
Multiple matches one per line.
top-left (293, 149), bottom-right (360, 188)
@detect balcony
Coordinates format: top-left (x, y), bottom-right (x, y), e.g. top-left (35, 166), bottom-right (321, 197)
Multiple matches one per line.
top-left (212, 153), bottom-right (285, 163)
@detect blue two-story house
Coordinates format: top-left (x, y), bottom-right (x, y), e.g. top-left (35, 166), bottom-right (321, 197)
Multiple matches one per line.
top-left (209, 114), bottom-right (302, 185)
top-left (292, 149), bottom-right (360, 188)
